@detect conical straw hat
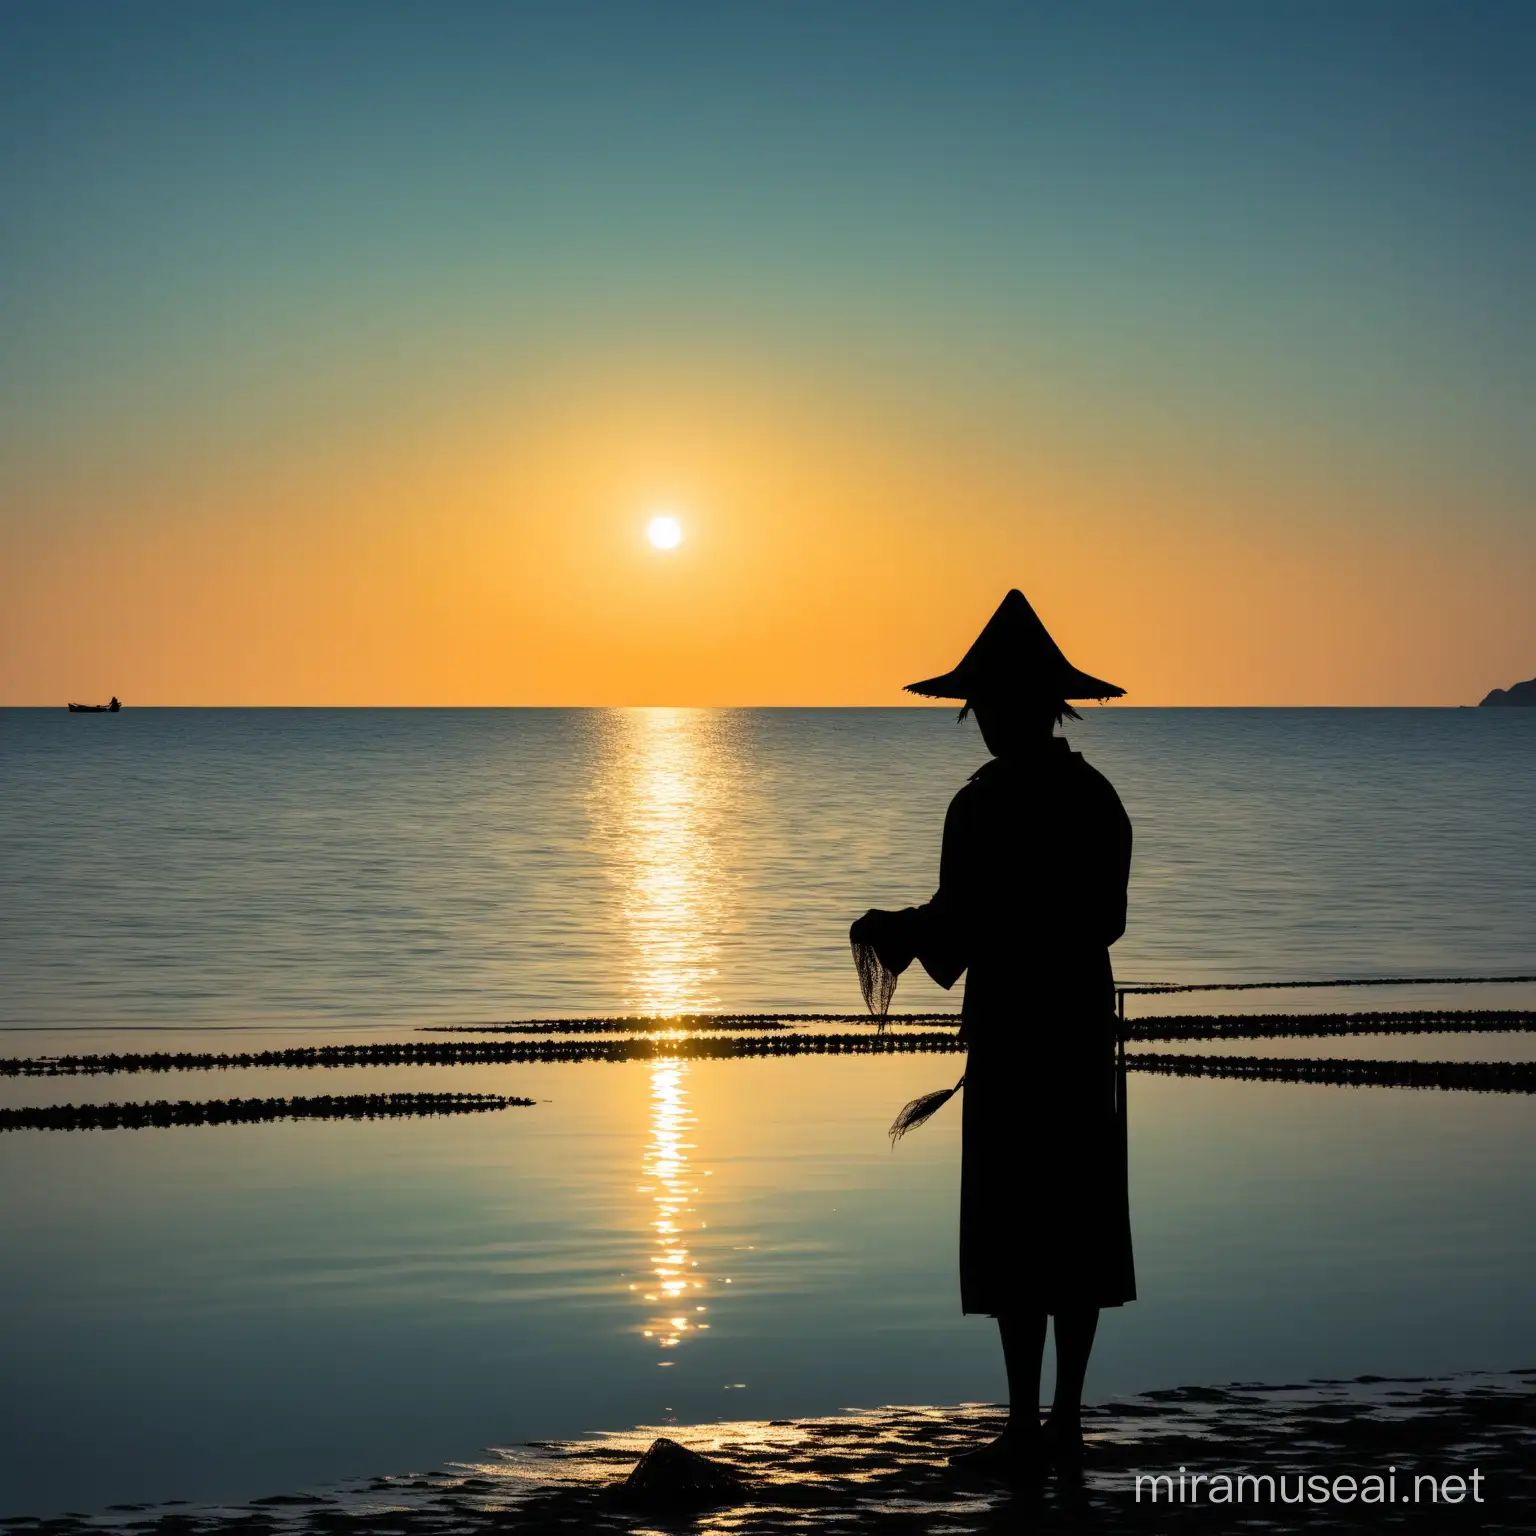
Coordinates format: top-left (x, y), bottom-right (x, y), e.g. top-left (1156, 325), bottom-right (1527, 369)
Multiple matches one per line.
top-left (904, 589), bottom-right (1124, 701)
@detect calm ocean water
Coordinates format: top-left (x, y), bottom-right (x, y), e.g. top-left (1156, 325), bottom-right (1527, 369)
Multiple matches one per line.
top-left (4, 706), bottom-right (1534, 1027)
top-left (1, 707), bottom-right (1533, 1514)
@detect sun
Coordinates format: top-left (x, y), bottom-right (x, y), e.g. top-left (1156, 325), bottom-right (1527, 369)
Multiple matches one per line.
top-left (647, 514), bottom-right (683, 551)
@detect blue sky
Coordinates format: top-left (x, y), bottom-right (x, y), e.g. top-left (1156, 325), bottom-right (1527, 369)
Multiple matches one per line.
top-left (3, 2), bottom-right (1532, 702)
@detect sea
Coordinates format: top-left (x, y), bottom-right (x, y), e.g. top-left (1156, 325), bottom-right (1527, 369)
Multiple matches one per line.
top-left (1, 706), bottom-right (1533, 1515)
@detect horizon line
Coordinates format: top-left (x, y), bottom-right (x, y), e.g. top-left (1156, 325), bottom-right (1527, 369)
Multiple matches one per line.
top-left (4, 702), bottom-right (1507, 712)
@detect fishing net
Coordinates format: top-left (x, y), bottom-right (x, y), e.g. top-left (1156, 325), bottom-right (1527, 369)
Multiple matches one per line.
top-left (851, 940), bottom-right (900, 1023)
top-left (851, 934), bottom-right (965, 1142)
top-left (889, 1077), bottom-right (965, 1144)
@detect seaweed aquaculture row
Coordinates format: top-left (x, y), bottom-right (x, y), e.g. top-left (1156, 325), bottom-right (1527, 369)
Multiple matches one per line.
top-left (1131, 1053), bottom-right (1536, 1094)
top-left (0, 1091), bottom-right (531, 1133)
top-left (0, 1033), bottom-right (965, 1078)
top-left (1127, 1008), bottom-right (1536, 1040)
top-left (5, 1012), bottom-right (1534, 1082)
top-left (432, 1007), bottom-right (1535, 1039)
top-left (6, 1020), bottom-right (1533, 1135)
top-left (424, 1013), bottom-right (960, 1034)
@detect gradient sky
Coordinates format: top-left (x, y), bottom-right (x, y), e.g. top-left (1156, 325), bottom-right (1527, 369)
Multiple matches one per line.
top-left (2, 0), bottom-right (1532, 704)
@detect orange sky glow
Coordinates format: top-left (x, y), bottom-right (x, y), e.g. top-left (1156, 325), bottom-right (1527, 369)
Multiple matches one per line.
top-left (4, 360), bottom-right (1528, 707)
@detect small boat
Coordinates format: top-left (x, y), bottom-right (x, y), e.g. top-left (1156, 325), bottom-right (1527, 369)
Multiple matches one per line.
top-left (68, 697), bottom-right (121, 713)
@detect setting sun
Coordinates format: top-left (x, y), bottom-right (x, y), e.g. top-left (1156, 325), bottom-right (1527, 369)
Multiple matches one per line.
top-left (647, 514), bottom-right (683, 551)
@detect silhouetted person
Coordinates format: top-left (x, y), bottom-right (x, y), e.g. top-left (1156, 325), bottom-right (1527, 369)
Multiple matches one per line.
top-left (851, 589), bottom-right (1134, 1479)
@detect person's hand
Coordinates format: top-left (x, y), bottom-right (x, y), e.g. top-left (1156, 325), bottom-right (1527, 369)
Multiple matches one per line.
top-left (849, 910), bottom-right (880, 949)
top-left (849, 908), bottom-right (916, 976)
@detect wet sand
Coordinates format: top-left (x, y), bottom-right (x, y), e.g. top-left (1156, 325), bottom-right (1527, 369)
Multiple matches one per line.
top-left (7, 1371), bottom-right (1530, 1534)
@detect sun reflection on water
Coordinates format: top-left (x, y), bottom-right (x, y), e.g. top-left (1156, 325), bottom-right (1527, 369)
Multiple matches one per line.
top-left (639, 1061), bottom-right (708, 1352)
top-left (592, 709), bottom-right (743, 1354)
top-left (595, 707), bottom-right (738, 1018)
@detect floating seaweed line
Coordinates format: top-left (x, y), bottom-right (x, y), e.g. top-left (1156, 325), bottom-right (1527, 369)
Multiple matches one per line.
top-left (1128, 1008), bottom-right (1536, 1040)
top-left (0, 1091), bottom-right (532, 1133)
top-left (432, 1007), bottom-right (1536, 1041)
top-left (1121, 973), bottom-right (1536, 996)
top-left (423, 1013), bottom-right (960, 1035)
top-left (1, 1041), bottom-right (1528, 1096)
top-left (1129, 1053), bottom-right (1536, 1094)
top-left (0, 1034), bottom-right (965, 1079)
top-left (6, 1010), bottom-right (1536, 1080)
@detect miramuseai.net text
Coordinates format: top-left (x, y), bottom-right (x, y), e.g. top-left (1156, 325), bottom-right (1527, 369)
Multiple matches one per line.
top-left (1131, 1466), bottom-right (1487, 1507)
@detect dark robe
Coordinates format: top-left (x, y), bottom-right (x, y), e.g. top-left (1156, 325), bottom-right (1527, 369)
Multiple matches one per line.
top-left (905, 736), bottom-right (1135, 1316)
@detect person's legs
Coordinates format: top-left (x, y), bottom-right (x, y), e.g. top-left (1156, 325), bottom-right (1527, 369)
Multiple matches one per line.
top-left (949, 1310), bottom-right (1046, 1468)
top-left (1042, 1306), bottom-right (1100, 1473)
top-left (1051, 1306), bottom-right (1099, 1426)
top-left (999, 1311), bottom-right (1048, 1439)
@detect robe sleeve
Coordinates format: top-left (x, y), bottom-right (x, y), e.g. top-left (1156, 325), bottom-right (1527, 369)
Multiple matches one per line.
top-left (1082, 768), bottom-right (1133, 946)
top-left (904, 788), bottom-right (972, 989)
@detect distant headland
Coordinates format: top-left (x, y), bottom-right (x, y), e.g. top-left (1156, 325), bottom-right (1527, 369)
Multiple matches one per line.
top-left (1480, 675), bottom-right (1536, 706)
